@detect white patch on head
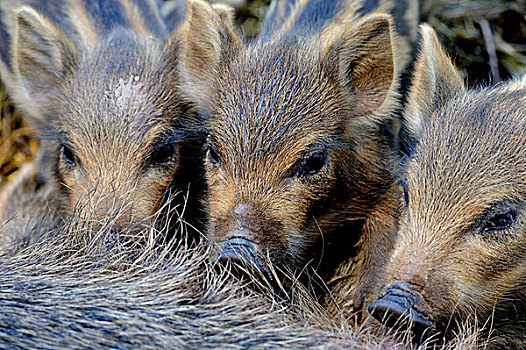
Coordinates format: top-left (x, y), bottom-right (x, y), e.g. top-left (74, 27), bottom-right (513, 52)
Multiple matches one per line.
top-left (103, 75), bottom-right (162, 137)
top-left (109, 75), bottom-right (146, 112)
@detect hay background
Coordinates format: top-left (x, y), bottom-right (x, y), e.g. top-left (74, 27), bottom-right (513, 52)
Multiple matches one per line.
top-left (0, 0), bottom-right (525, 184)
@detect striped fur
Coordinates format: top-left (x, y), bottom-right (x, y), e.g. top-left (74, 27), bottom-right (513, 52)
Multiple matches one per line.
top-left (370, 24), bottom-right (526, 348)
top-left (260, 0), bottom-right (419, 76)
top-left (176, 0), bottom-right (419, 322)
top-left (0, 0), bottom-right (205, 246)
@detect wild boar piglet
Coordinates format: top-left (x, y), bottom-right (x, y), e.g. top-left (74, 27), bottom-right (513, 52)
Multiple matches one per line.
top-left (369, 24), bottom-right (526, 349)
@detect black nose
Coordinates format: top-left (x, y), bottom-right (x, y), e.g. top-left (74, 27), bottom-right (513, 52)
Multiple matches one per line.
top-left (368, 283), bottom-right (434, 338)
top-left (216, 232), bottom-right (266, 275)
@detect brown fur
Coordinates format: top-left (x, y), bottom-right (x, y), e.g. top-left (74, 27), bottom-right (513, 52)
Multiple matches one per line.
top-left (324, 182), bottom-right (401, 321)
top-left (0, 190), bottom-right (373, 349)
top-left (370, 24), bottom-right (526, 348)
top-left (0, 114), bottom-right (482, 350)
top-left (262, 0), bottom-right (419, 77)
top-left (175, 0), bottom-right (417, 320)
top-left (0, 218), bottom-right (349, 349)
top-left (0, 198), bottom-right (482, 350)
top-left (0, 162), bottom-right (66, 250)
top-left (0, 0), bottom-right (205, 238)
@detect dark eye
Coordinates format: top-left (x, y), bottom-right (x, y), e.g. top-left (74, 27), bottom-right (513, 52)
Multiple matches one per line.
top-left (399, 180), bottom-right (409, 205)
top-left (295, 151), bottom-right (327, 177)
top-left (60, 144), bottom-right (76, 166)
top-left (149, 143), bottom-right (177, 167)
top-left (482, 211), bottom-right (516, 233)
top-left (206, 145), bottom-right (220, 165)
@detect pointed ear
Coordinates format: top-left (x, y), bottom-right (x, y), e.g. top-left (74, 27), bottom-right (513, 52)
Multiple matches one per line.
top-left (405, 24), bottom-right (465, 138)
top-left (164, 0), bottom-right (242, 110)
top-left (210, 3), bottom-right (237, 24)
top-left (324, 14), bottom-right (396, 118)
top-left (12, 6), bottom-right (77, 104)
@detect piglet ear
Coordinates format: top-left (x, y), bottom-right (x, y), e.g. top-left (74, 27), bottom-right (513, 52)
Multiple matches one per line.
top-left (323, 14), bottom-right (396, 119)
top-left (12, 6), bottom-right (77, 107)
top-left (163, 0), bottom-right (242, 110)
top-left (404, 24), bottom-right (465, 139)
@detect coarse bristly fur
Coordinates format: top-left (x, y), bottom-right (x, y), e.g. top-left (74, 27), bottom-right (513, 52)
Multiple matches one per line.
top-left (368, 24), bottom-right (526, 349)
top-left (0, 196), bottom-right (486, 350)
top-left (0, 0), bottom-right (207, 246)
top-left (174, 0), bottom-right (419, 322)
top-left (0, 221), bottom-right (345, 350)
top-left (0, 194), bottom-right (354, 349)
top-left (0, 162), bottom-right (66, 251)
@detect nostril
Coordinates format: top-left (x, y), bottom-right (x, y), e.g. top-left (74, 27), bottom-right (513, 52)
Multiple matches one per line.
top-left (368, 293), bottom-right (410, 325)
top-left (227, 230), bottom-right (255, 242)
top-left (215, 235), bottom-right (268, 276)
top-left (368, 283), bottom-right (434, 339)
top-left (217, 238), bottom-right (256, 263)
top-left (368, 291), bottom-right (413, 329)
